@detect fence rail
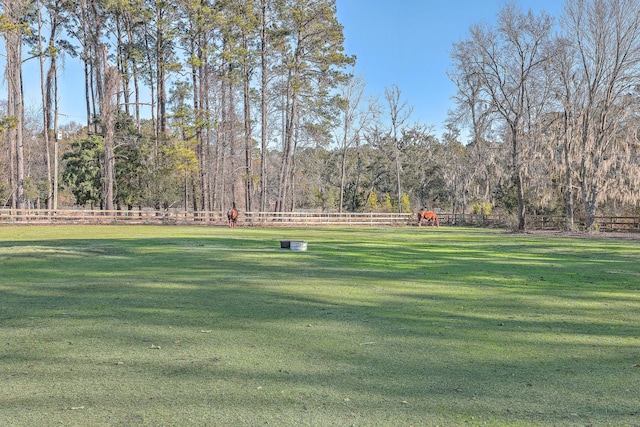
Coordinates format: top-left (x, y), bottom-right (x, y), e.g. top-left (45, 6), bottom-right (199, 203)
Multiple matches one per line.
top-left (1, 208), bottom-right (639, 232)
top-left (0, 209), bottom-right (417, 226)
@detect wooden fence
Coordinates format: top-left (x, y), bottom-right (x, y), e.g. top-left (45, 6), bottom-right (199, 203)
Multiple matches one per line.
top-left (0, 209), bottom-right (415, 226)
top-left (1, 208), bottom-right (638, 232)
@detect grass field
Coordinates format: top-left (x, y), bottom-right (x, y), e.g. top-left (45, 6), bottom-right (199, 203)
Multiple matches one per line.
top-left (1, 225), bottom-right (639, 426)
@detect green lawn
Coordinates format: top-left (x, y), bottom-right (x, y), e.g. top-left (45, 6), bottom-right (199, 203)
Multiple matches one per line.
top-left (1, 225), bottom-right (639, 426)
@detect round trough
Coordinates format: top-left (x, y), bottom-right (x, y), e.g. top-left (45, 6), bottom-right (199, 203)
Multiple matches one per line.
top-left (280, 240), bottom-right (307, 251)
top-left (290, 241), bottom-right (307, 251)
top-left (288, 241), bottom-right (307, 251)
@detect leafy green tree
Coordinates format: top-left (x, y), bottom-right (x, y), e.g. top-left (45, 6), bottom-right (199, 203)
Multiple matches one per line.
top-left (365, 188), bottom-right (378, 212)
top-left (381, 193), bottom-right (393, 212)
top-left (273, 0), bottom-right (354, 212)
top-left (62, 135), bottom-right (104, 207)
top-left (471, 201), bottom-right (492, 215)
top-left (400, 193), bottom-right (411, 213)
top-left (158, 140), bottom-right (199, 210)
top-left (113, 113), bottom-right (149, 209)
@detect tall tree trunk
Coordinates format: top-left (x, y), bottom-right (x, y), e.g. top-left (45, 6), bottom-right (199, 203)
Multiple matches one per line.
top-left (202, 60), bottom-right (212, 212)
top-left (217, 65), bottom-right (229, 211)
top-left (277, 65), bottom-right (298, 212)
top-left (3, 0), bottom-right (26, 212)
top-left (124, 17), bottom-right (141, 129)
top-left (512, 126), bottom-right (526, 230)
top-left (90, 2), bottom-right (103, 135)
top-left (115, 19), bottom-right (129, 116)
top-left (229, 67), bottom-right (238, 208)
top-left (101, 47), bottom-right (119, 212)
top-left (243, 33), bottom-right (253, 212)
top-left (156, 6), bottom-right (167, 136)
top-left (191, 39), bottom-right (201, 212)
top-left (277, 94), bottom-right (296, 212)
top-left (143, 25), bottom-right (157, 141)
top-left (339, 147), bottom-right (347, 213)
top-left (195, 43), bottom-right (210, 212)
top-left (259, 0), bottom-right (269, 212)
top-left (83, 60), bottom-right (92, 130)
top-left (562, 111), bottom-right (575, 231)
top-left (394, 141), bottom-right (402, 213)
top-left (44, 0), bottom-right (62, 210)
top-left (582, 182), bottom-right (598, 231)
top-left (37, 2), bottom-right (53, 210)
top-left (76, 1), bottom-right (94, 131)
top-left (351, 145), bottom-right (362, 211)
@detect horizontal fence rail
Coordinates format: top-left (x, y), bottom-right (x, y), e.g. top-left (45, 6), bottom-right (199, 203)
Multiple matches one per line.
top-left (1, 209), bottom-right (639, 232)
top-left (0, 209), bottom-right (416, 226)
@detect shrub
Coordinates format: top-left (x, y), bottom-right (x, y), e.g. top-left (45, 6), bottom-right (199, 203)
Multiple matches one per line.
top-left (381, 194), bottom-right (394, 212)
top-left (365, 190), bottom-right (379, 212)
top-left (400, 194), bottom-right (412, 213)
top-left (471, 201), bottom-right (492, 215)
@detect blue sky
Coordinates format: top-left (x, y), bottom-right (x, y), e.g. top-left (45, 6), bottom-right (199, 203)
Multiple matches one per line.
top-left (335, 0), bottom-right (564, 138)
top-left (10, 1), bottom-right (565, 140)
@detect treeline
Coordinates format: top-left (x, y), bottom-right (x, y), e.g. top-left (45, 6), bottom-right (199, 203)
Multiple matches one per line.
top-left (449, 0), bottom-right (640, 231)
top-left (2, 0), bottom-right (640, 231)
top-left (1, 0), bottom-right (355, 214)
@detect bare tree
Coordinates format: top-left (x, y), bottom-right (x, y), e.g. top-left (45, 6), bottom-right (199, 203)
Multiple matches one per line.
top-left (450, 4), bottom-right (554, 230)
top-left (439, 128), bottom-right (471, 218)
top-left (334, 74), bottom-right (377, 213)
top-left (562, 0), bottom-right (640, 231)
top-left (384, 85), bottom-right (413, 213)
top-left (448, 38), bottom-right (500, 214)
top-left (545, 35), bottom-right (582, 230)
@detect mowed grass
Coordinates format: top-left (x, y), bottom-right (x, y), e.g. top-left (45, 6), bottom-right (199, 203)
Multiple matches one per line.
top-left (0, 225), bottom-right (639, 426)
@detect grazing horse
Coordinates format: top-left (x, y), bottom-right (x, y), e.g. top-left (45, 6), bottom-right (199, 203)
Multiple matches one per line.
top-left (417, 210), bottom-right (439, 227)
top-left (227, 207), bottom-right (238, 228)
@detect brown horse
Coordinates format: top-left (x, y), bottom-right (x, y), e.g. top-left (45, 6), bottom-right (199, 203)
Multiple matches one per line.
top-left (417, 210), bottom-right (439, 227)
top-left (227, 207), bottom-right (238, 228)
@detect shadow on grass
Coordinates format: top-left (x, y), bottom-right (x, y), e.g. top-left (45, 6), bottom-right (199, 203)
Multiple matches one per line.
top-left (1, 233), bottom-right (639, 425)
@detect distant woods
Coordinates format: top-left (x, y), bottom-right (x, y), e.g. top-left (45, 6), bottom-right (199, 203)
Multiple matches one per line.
top-left (2, 0), bottom-right (640, 231)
